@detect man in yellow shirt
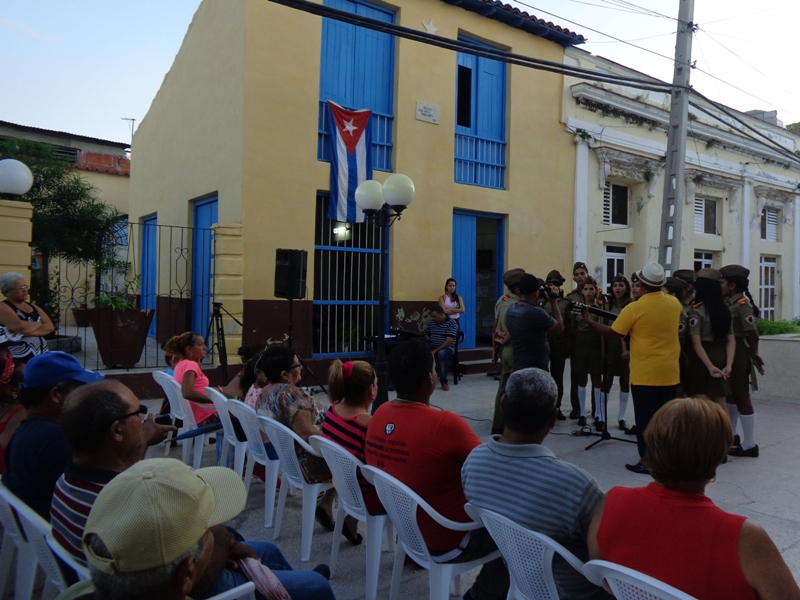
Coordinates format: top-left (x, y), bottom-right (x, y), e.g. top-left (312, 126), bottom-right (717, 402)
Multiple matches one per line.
top-left (582, 263), bottom-right (682, 475)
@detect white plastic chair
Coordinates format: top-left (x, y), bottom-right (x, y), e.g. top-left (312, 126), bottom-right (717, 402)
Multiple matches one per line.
top-left (152, 370), bottom-right (189, 459)
top-left (0, 484), bottom-right (68, 600)
top-left (259, 417), bottom-right (334, 562)
top-left (0, 484), bottom-right (36, 599)
top-left (206, 387), bottom-right (249, 475)
top-left (45, 533), bottom-right (90, 581)
top-left (361, 465), bottom-right (501, 600)
top-left (207, 581), bottom-right (256, 599)
top-left (225, 401), bottom-right (282, 528)
top-left (583, 560), bottom-right (699, 600)
top-left (159, 374), bottom-right (209, 470)
top-left (465, 504), bottom-right (586, 600)
top-left (309, 435), bottom-right (395, 600)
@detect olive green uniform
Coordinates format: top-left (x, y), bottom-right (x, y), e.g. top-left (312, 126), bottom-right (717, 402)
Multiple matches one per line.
top-left (492, 292), bottom-right (519, 432)
top-left (566, 288), bottom-right (585, 415)
top-left (537, 295), bottom-right (569, 409)
top-left (726, 292), bottom-right (758, 393)
top-left (568, 304), bottom-right (603, 376)
top-left (686, 302), bottom-right (732, 397)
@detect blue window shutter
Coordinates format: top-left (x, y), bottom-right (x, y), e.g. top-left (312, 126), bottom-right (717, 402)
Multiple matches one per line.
top-left (476, 56), bottom-right (505, 141)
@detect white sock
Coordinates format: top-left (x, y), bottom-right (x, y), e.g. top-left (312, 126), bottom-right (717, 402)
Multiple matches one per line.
top-left (578, 386), bottom-right (586, 417)
top-left (618, 391), bottom-right (629, 422)
top-left (594, 388), bottom-right (605, 422)
top-left (740, 414), bottom-right (756, 449)
top-left (727, 403), bottom-right (740, 436)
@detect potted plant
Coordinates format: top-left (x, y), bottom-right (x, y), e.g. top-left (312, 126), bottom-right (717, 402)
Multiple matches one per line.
top-left (88, 275), bottom-right (154, 369)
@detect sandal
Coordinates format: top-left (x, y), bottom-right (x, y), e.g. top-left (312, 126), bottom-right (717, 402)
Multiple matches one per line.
top-left (315, 506), bottom-right (335, 532)
top-left (342, 523), bottom-right (363, 545)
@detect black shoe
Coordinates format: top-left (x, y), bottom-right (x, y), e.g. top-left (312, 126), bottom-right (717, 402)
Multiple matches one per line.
top-left (315, 506), bottom-right (335, 532)
top-left (312, 564), bottom-right (331, 580)
top-left (624, 424), bottom-right (637, 436)
top-left (577, 416), bottom-right (587, 427)
top-left (618, 420), bottom-right (627, 431)
top-left (729, 444), bottom-right (759, 458)
top-left (569, 410), bottom-right (580, 419)
top-left (625, 462), bottom-right (650, 475)
top-left (594, 420), bottom-right (605, 432)
top-left (732, 434), bottom-right (740, 447)
top-left (556, 410), bottom-right (567, 421)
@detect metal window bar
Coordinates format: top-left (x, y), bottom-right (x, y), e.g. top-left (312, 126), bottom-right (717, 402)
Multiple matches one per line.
top-left (40, 221), bottom-right (214, 370)
top-left (759, 256), bottom-right (777, 321)
top-left (313, 194), bottom-right (385, 356)
top-left (317, 101), bottom-right (394, 172)
top-left (454, 133), bottom-right (506, 189)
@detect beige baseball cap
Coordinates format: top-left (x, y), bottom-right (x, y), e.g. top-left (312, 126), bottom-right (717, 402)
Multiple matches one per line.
top-left (83, 458), bottom-right (247, 574)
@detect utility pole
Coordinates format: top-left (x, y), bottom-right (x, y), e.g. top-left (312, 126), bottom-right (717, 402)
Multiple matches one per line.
top-left (658, 0), bottom-right (696, 274)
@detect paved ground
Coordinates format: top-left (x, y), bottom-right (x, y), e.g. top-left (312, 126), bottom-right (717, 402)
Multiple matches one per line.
top-left (146, 368), bottom-right (800, 600)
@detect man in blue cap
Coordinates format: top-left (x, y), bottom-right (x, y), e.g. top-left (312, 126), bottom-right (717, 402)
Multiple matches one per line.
top-left (2, 351), bottom-right (103, 517)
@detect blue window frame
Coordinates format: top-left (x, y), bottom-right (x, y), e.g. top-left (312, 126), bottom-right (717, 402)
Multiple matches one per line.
top-left (318, 0), bottom-right (395, 171)
top-left (455, 39), bottom-right (507, 189)
top-left (312, 193), bottom-right (388, 357)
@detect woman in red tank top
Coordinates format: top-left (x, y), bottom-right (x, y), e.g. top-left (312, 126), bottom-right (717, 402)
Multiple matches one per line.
top-left (587, 397), bottom-right (800, 600)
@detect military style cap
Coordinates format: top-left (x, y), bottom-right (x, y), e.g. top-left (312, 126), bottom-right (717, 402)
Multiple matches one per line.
top-left (696, 268), bottom-right (720, 281)
top-left (720, 264), bottom-right (750, 279)
top-left (503, 268), bottom-right (526, 288)
top-left (664, 277), bottom-right (689, 292)
top-left (572, 262), bottom-right (588, 274)
top-left (630, 271), bottom-right (640, 283)
top-left (545, 270), bottom-right (564, 282)
top-left (672, 269), bottom-right (697, 283)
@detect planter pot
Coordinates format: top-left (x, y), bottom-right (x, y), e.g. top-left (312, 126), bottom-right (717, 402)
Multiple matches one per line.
top-left (46, 335), bottom-right (82, 354)
top-left (88, 308), bottom-right (155, 369)
top-left (71, 306), bottom-right (90, 328)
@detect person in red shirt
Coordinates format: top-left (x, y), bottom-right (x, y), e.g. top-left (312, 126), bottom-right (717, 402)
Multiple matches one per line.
top-left (365, 340), bottom-right (508, 600)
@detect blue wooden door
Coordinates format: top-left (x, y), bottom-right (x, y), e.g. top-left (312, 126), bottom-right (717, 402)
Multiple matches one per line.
top-left (192, 198), bottom-right (218, 338)
top-left (141, 216), bottom-right (158, 338)
top-left (452, 214), bottom-right (477, 349)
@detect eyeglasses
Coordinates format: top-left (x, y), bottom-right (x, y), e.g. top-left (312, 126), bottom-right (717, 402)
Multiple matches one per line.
top-left (289, 364), bottom-right (303, 370)
top-left (115, 405), bottom-right (148, 422)
top-left (9, 285), bottom-right (28, 291)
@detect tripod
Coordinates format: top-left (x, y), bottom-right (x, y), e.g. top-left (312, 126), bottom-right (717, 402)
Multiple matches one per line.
top-left (205, 302), bottom-right (243, 385)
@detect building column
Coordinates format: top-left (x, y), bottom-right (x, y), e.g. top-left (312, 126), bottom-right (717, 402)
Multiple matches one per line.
top-left (740, 176), bottom-right (753, 269)
top-left (211, 223), bottom-right (243, 366)
top-left (0, 200), bottom-right (33, 278)
top-left (794, 195), bottom-right (800, 319)
top-left (573, 135), bottom-right (593, 264)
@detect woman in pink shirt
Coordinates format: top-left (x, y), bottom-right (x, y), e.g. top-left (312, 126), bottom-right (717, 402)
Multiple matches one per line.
top-left (164, 331), bottom-right (218, 426)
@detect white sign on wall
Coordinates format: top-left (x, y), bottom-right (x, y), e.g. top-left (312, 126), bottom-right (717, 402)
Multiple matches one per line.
top-left (415, 101), bottom-right (440, 125)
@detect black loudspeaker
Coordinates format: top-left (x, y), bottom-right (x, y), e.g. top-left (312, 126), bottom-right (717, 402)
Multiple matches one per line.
top-left (275, 249), bottom-right (307, 299)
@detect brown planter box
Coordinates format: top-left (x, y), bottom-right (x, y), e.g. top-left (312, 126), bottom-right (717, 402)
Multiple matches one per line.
top-left (71, 307), bottom-right (90, 328)
top-left (88, 308), bottom-right (155, 369)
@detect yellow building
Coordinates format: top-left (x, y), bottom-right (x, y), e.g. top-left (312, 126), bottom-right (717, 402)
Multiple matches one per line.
top-left (129, 0), bottom-right (585, 356)
top-left (562, 49), bottom-right (800, 319)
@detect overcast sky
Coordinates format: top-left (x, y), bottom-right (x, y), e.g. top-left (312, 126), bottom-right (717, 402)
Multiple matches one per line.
top-left (1, 0), bottom-right (797, 144)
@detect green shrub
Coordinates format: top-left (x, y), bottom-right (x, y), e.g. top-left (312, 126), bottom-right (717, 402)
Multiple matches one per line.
top-left (756, 319), bottom-right (799, 336)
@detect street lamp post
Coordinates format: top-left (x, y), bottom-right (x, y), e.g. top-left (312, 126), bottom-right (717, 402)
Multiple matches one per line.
top-left (0, 159), bottom-right (34, 200)
top-left (355, 174), bottom-right (415, 412)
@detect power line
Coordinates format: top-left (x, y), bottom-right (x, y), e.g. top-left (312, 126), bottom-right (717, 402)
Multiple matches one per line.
top-left (600, 0), bottom-right (676, 22)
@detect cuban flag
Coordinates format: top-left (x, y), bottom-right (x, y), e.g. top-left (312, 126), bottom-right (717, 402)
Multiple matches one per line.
top-left (327, 101), bottom-right (373, 223)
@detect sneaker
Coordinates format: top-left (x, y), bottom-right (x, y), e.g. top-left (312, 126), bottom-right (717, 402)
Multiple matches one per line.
top-left (556, 410), bottom-right (567, 421)
top-left (312, 564), bottom-right (331, 580)
top-left (441, 382), bottom-right (450, 391)
top-left (728, 444), bottom-right (759, 458)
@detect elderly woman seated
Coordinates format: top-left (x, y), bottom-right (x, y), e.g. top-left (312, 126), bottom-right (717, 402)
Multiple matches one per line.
top-left (587, 397), bottom-right (800, 600)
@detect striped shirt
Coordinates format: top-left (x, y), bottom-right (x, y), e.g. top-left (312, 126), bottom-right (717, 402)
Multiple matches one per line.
top-left (50, 464), bottom-right (118, 566)
top-left (461, 437), bottom-right (609, 600)
top-left (426, 318), bottom-right (458, 349)
top-left (320, 404), bottom-right (383, 515)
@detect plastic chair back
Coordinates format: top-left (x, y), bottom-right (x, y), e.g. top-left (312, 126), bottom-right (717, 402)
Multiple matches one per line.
top-left (465, 504), bottom-right (585, 600)
top-left (152, 370), bottom-right (187, 421)
top-left (207, 581), bottom-right (256, 599)
top-left (309, 435), bottom-right (368, 520)
top-left (206, 387), bottom-right (239, 446)
top-left (0, 483), bottom-right (33, 599)
top-left (0, 485), bottom-right (69, 597)
top-left (226, 401), bottom-right (269, 467)
top-left (45, 533), bottom-right (90, 581)
top-left (583, 560), bottom-right (699, 600)
top-left (259, 417), bottom-right (315, 490)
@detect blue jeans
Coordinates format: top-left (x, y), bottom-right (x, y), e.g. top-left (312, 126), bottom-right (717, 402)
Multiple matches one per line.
top-left (200, 541), bottom-right (335, 600)
top-left (433, 346), bottom-right (454, 383)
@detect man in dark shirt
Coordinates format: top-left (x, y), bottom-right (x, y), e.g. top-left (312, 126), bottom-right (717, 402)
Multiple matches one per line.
top-left (2, 351), bottom-right (103, 517)
top-left (505, 274), bottom-right (563, 373)
top-left (425, 306), bottom-right (459, 391)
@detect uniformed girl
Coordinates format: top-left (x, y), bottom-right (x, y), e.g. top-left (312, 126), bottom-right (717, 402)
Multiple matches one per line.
top-left (603, 275), bottom-right (632, 430)
top-left (686, 269), bottom-right (734, 408)
top-left (663, 277), bottom-right (691, 397)
top-left (720, 264), bottom-right (764, 458)
top-left (569, 277), bottom-right (604, 428)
